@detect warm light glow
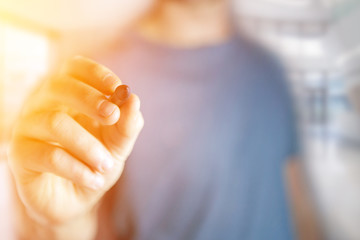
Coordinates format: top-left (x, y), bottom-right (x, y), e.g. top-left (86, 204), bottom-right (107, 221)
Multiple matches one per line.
top-left (0, 21), bottom-right (50, 141)
top-left (2, 23), bottom-right (48, 74)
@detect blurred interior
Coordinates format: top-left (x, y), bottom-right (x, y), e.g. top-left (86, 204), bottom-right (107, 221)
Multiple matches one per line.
top-left (1, 0), bottom-right (360, 239)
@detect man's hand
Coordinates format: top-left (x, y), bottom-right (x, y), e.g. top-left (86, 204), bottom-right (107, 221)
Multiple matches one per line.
top-left (8, 56), bottom-right (144, 226)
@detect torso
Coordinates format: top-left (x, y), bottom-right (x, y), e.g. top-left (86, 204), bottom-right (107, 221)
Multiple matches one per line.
top-left (98, 34), bottom-right (297, 240)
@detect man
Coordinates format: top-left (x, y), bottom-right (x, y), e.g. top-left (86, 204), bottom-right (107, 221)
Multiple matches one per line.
top-left (9, 0), bottom-right (316, 239)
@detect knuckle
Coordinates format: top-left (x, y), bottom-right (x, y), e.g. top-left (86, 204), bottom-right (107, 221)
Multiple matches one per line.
top-left (82, 89), bottom-right (102, 108)
top-left (48, 111), bottom-right (67, 134)
top-left (48, 147), bottom-right (63, 169)
top-left (87, 147), bottom-right (103, 167)
top-left (72, 165), bottom-right (88, 185)
top-left (72, 132), bottom-right (87, 146)
top-left (120, 127), bottom-right (133, 139)
top-left (87, 62), bottom-right (105, 78)
top-left (131, 94), bottom-right (141, 109)
top-left (133, 112), bottom-right (144, 131)
top-left (138, 114), bottom-right (145, 129)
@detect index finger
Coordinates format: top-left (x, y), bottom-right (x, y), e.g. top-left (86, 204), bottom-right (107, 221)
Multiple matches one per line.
top-left (66, 56), bottom-right (122, 95)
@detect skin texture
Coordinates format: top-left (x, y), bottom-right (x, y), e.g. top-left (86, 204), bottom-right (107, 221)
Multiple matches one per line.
top-left (9, 56), bottom-right (144, 239)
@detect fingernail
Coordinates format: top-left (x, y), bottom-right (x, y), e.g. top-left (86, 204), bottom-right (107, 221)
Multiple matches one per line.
top-left (101, 156), bottom-right (114, 172)
top-left (99, 101), bottom-right (117, 118)
top-left (90, 174), bottom-right (105, 190)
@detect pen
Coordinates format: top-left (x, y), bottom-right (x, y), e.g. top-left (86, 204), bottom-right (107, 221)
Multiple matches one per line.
top-left (110, 85), bottom-right (131, 107)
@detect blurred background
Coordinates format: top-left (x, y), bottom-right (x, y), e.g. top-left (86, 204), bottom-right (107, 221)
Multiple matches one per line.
top-left (1, 0), bottom-right (360, 239)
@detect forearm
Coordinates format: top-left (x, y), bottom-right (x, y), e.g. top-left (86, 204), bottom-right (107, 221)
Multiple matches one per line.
top-left (13, 188), bottom-right (98, 240)
top-left (286, 157), bottom-right (324, 240)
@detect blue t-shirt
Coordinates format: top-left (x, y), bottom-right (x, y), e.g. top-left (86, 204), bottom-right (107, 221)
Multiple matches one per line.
top-left (99, 34), bottom-right (298, 240)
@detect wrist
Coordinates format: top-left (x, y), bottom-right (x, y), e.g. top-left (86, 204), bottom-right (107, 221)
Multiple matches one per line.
top-left (50, 209), bottom-right (98, 240)
top-left (14, 191), bottom-right (99, 240)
